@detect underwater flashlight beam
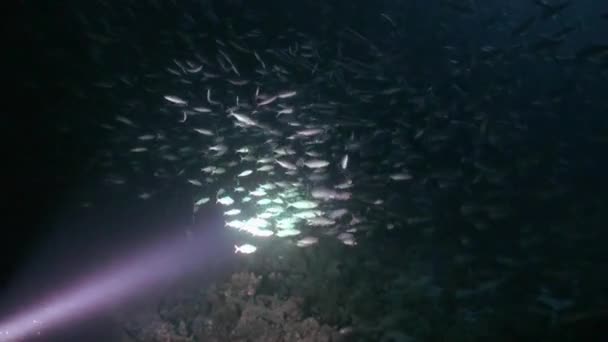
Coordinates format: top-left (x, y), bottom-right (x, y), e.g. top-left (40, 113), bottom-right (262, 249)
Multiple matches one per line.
top-left (0, 226), bottom-right (222, 341)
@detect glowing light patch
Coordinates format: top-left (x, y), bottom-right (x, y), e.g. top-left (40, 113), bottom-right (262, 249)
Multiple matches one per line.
top-left (0, 229), bottom-right (227, 341)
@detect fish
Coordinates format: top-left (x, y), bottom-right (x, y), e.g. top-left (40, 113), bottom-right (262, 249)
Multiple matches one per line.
top-left (289, 200), bottom-right (319, 209)
top-left (217, 196), bottom-right (234, 206)
top-left (226, 220), bottom-right (245, 229)
top-left (328, 208), bottom-right (349, 219)
top-left (296, 236), bottom-right (319, 247)
top-left (307, 217), bottom-right (335, 226)
top-left (250, 189), bottom-right (267, 197)
top-left (115, 116), bottom-right (136, 127)
top-left (234, 244), bottom-right (257, 254)
top-left (163, 95), bottom-right (188, 105)
top-left (194, 197), bottom-right (210, 206)
top-left (341, 154), bottom-right (349, 170)
top-left (137, 134), bottom-right (156, 141)
top-left (380, 13), bottom-right (396, 27)
top-left (275, 159), bottom-right (298, 170)
top-left (193, 128), bottom-right (214, 136)
top-left (311, 187), bottom-right (350, 200)
top-left (193, 106), bottom-right (212, 113)
top-left (224, 209), bottom-right (241, 216)
top-left (303, 159), bottom-right (330, 168)
top-left (337, 232), bottom-right (357, 246)
top-left (257, 165), bottom-right (274, 172)
top-left (389, 172), bottom-right (413, 181)
top-left (228, 111), bottom-right (258, 126)
top-left (296, 128), bottom-right (324, 136)
top-left (277, 107), bottom-right (294, 116)
top-left (237, 170), bottom-right (253, 177)
top-left (276, 229), bottom-right (301, 237)
top-left (253, 50), bottom-right (266, 69)
top-left (257, 95), bottom-right (278, 106)
top-left (257, 198), bottom-right (272, 205)
top-left (250, 228), bottom-right (274, 237)
top-left (206, 88), bottom-right (220, 105)
top-left (278, 90), bottom-right (297, 98)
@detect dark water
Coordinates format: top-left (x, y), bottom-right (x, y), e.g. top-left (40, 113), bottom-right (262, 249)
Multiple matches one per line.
top-left (4, 0), bottom-right (608, 341)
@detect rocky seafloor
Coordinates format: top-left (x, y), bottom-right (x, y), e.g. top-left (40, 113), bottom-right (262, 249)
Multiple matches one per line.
top-left (117, 236), bottom-right (607, 342)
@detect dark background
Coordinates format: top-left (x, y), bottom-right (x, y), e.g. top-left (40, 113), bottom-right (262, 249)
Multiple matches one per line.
top-left (2, 0), bottom-right (608, 340)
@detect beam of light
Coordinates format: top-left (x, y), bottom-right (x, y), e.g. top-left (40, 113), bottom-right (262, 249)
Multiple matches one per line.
top-left (0, 224), bottom-right (229, 341)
